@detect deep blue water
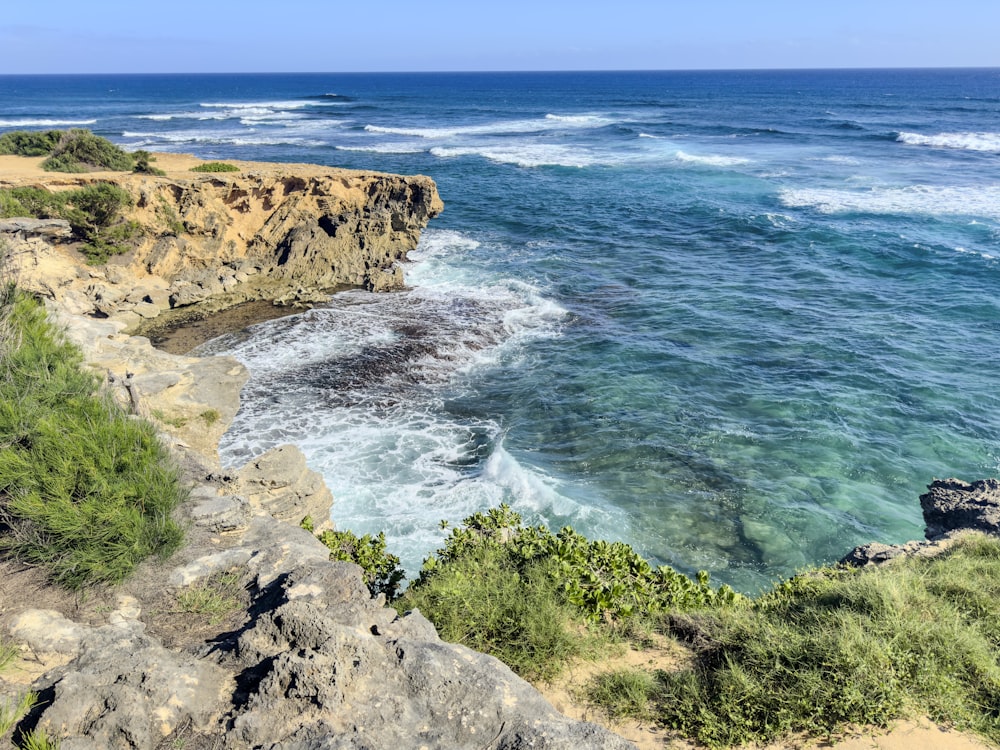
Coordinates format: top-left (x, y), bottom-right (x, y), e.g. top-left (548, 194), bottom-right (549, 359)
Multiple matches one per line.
top-left (4, 70), bottom-right (1000, 591)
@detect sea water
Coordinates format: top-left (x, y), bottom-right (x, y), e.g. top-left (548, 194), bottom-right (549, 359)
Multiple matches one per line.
top-left (3, 69), bottom-right (999, 591)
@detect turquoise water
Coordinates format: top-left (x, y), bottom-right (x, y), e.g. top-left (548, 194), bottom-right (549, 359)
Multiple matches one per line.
top-left (4, 70), bottom-right (1000, 590)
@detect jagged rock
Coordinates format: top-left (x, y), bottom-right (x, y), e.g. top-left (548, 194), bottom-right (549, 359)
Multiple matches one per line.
top-left (225, 562), bottom-right (632, 750)
top-left (921, 477), bottom-right (1000, 538)
top-left (235, 445), bottom-right (334, 529)
top-left (188, 487), bottom-right (253, 534)
top-left (3, 160), bottom-right (442, 331)
top-left (841, 477), bottom-right (1000, 567)
top-left (0, 217), bottom-right (72, 238)
top-left (12, 609), bottom-right (231, 750)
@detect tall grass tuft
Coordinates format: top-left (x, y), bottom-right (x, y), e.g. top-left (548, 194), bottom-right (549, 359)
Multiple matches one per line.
top-left (0, 291), bottom-right (185, 587)
top-left (621, 535), bottom-right (1000, 748)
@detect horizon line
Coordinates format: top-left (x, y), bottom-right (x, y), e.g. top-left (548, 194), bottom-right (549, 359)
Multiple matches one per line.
top-left (1, 65), bottom-right (998, 77)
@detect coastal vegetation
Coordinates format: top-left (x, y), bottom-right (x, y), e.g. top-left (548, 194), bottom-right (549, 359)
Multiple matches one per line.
top-left (358, 504), bottom-right (1000, 748)
top-left (0, 283), bottom-right (185, 588)
top-left (0, 129), bottom-right (133, 173)
top-left (189, 161), bottom-right (240, 173)
top-left (0, 183), bottom-right (141, 263)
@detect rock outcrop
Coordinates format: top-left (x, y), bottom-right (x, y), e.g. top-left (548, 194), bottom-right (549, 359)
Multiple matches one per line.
top-left (841, 477), bottom-right (1000, 567)
top-left (2, 154), bottom-right (443, 333)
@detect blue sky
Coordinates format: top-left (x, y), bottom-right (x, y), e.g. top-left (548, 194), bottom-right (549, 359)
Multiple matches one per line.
top-left (2, 1), bottom-right (997, 74)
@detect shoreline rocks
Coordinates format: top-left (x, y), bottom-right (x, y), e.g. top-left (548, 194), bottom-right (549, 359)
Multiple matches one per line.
top-left (0, 157), bottom-right (635, 749)
top-left (841, 477), bottom-right (1000, 568)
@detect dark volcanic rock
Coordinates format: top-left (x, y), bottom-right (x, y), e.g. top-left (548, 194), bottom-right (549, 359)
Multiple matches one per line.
top-left (920, 477), bottom-right (1000, 538)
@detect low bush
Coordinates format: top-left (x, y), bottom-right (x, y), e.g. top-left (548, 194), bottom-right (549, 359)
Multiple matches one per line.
top-left (190, 162), bottom-right (240, 173)
top-left (40, 129), bottom-right (134, 173)
top-left (0, 292), bottom-right (186, 587)
top-left (0, 183), bottom-right (140, 263)
top-left (301, 516), bottom-right (405, 600)
top-left (131, 150), bottom-right (165, 176)
top-left (0, 130), bottom-right (62, 157)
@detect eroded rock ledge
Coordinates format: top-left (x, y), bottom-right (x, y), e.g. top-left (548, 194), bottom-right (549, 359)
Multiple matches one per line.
top-left (2, 154), bottom-right (443, 332)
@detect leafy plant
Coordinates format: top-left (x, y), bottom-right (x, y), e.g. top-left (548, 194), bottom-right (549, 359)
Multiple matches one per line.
top-left (40, 129), bottom-right (134, 173)
top-left (0, 292), bottom-right (186, 587)
top-left (0, 130), bottom-right (62, 157)
top-left (315, 526), bottom-right (405, 600)
top-left (413, 504), bottom-right (739, 623)
top-left (189, 162), bottom-right (240, 173)
top-left (132, 150), bottom-right (165, 176)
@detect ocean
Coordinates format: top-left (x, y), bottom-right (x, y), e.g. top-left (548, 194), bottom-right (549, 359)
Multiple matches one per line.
top-left (3, 69), bottom-right (999, 591)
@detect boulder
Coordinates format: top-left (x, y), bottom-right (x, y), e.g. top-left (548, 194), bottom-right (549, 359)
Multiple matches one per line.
top-left (234, 444), bottom-right (334, 529)
top-left (920, 477), bottom-right (1000, 538)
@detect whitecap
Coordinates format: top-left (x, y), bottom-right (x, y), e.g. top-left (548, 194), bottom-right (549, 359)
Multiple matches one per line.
top-left (430, 144), bottom-right (596, 168)
top-left (365, 113), bottom-right (613, 139)
top-left (335, 143), bottom-right (426, 154)
top-left (0, 118), bottom-right (97, 127)
top-left (897, 131), bottom-right (1000, 153)
top-left (779, 185), bottom-right (1000, 220)
top-left (675, 150), bottom-right (751, 167)
top-left (199, 100), bottom-right (332, 110)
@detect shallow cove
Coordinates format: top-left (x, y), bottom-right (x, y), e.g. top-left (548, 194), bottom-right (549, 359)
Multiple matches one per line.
top-left (139, 300), bottom-right (308, 355)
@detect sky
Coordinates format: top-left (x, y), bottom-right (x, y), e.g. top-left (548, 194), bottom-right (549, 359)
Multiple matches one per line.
top-left (1, 1), bottom-right (998, 74)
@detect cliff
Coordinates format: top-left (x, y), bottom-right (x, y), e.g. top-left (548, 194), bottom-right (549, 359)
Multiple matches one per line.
top-left (1, 152), bottom-right (443, 332)
top-left (0, 155), bottom-right (634, 750)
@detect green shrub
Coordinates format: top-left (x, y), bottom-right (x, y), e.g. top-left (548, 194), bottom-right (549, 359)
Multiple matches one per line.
top-left (305, 519), bottom-right (405, 600)
top-left (0, 130), bottom-right (62, 157)
top-left (0, 183), bottom-right (139, 263)
top-left (625, 536), bottom-right (1000, 748)
top-left (0, 292), bottom-right (185, 587)
top-left (132, 150), bottom-right (166, 176)
top-left (189, 162), bottom-right (240, 173)
top-left (413, 504), bottom-right (739, 623)
top-left (40, 129), bottom-right (134, 173)
top-left (398, 544), bottom-right (597, 680)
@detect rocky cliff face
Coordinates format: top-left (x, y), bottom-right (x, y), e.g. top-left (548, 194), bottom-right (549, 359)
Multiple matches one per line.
top-left (3, 156), bottom-right (443, 332)
top-left (0, 157), bottom-right (635, 749)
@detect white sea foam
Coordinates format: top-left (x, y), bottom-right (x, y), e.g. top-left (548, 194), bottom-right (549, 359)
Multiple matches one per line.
top-left (954, 246), bottom-right (997, 260)
top-left (897, 131), bottom-right (1000, 152)
top-left (0, 118), bottom-right (96, 126)
top-left (335, 143), bottom-right (426, 154)
top-left (365, 113), bottom-right (613, 139)
top-left (121, 130), bottom-right (325, 147)
top-left (209, 228), bottom-right (575, 573)
top-left (430, 144), bottom-right (596, 168)
top-left (674, 150), bottom-right (751, 167)
top-left (779, 184), bottom-right (1000, 220)
top-left (199, 100), bottom-right (329, 110)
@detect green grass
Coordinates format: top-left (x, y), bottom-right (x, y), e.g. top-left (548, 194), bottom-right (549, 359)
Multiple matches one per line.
top-left (176, 570), bottom-right (244, 624)
top-left (0, 637), bottom-right (18, 673)
top-left (0, 291), bottom-right (185, 588)
top-left (0, 692), bottom-right (37, 736)
top-left (17, 727), bottom-right (59, 750)
top-left (0, 183), bottom-right (140, 264)
top-left (189, 162), bottom-right (240, 173)
top-left (584, 534), bottom-right (1000, 748)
